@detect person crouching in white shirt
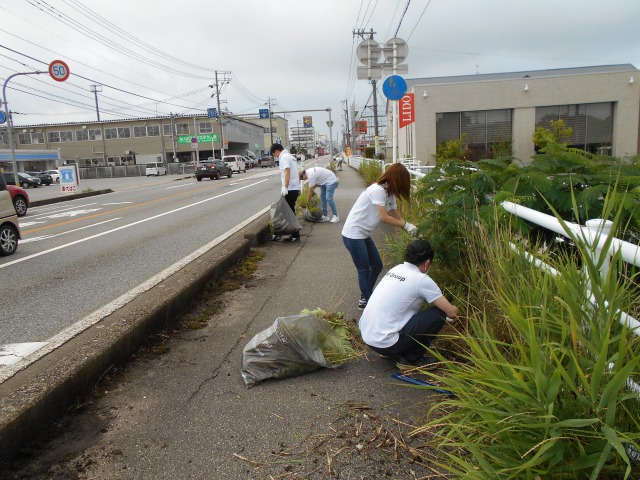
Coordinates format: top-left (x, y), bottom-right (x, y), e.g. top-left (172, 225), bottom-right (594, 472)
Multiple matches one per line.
top-left (300, 167), bottom-right (339, 223)
top-left (358, 239), bottom-right (459, 371)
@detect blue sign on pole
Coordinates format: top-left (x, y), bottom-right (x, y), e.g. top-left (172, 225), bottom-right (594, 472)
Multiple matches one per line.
top-left (207, 108), bottom-right (218, 119)
top-left (382, 75), bottom-right (408, 101)
top-left (259, 109), bottom-right (269, 119)
top-left (0, 111), bottom-right (5, 124)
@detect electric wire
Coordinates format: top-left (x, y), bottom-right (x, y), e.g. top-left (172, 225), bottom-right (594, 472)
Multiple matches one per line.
top-left (394, 0), bottom-right (412, 37)
top-left (406, 0), bottom-right (433, 41)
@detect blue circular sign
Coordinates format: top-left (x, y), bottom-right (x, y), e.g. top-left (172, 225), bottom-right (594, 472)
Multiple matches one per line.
top-left (0, 111), bottom-right (5, 124)
top-left (382, 75), bottom-right (408, 101)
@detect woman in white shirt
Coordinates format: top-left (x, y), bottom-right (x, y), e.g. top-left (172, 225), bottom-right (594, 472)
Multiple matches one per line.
top-left (341, 163), bottom-right (417, 310)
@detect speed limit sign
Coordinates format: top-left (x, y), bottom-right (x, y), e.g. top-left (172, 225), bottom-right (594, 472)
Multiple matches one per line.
top-left (49, 60), bottom-right (70, 82)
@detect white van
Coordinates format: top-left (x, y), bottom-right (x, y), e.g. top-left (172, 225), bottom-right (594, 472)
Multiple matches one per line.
top-left (222, 155), bottom-right (246, 173)
top-left (0, 175), bottom-right (21, 256)
top-left (145, 162), bottom-right (167, 176)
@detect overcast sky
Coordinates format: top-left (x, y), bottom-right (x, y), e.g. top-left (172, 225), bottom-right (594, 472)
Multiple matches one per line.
top-left (1, 0), bottom-right (639, 143)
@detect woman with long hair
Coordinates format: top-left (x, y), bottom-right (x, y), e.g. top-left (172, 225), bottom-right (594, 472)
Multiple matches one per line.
top-left (341, 163), bottom-right (417, 310)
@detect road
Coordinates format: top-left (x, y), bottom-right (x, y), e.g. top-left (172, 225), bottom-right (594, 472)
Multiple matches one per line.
top-left (0, 164), bottom-right (293, 376)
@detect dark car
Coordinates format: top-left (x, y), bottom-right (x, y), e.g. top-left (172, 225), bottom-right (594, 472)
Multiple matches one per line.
top-left (259, 157), bottom-right (275, 168)
top-left (195, 160), bottom-right (232, 181)
top-left (2, 172), bottom-right (42, 189)
top-left (27, 171), bottom-right (54, 186)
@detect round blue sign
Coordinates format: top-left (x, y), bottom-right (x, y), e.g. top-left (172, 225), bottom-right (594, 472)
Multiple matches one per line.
top-left (382, 75), bottom-right (408, 101)
top-left (0, 111), bottom-right (5, 124)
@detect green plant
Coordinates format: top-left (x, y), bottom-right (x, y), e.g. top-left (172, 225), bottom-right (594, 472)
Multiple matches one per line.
top-left (358, 159), bottom-right (383, 186)
top-left (364, 146), bottom-right (375, 159)
top-left (434, 135), bottom-right (467, 163)
top-left (419, 198), bottom-right (640, 479)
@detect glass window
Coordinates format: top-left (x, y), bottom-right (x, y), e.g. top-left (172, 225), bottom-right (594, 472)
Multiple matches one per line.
top-left (76, 130), bottom-right (89, 141)
top-left (60, 131), bottom-right (73, 142)
top-left (88, 129), bottom-right (102, 141)
top-left (162, 124), bottom-right (175, 136)
top-left (134, 126), bottom-right (147, 137)
top-left (199, 122), bottom-right (213, 134)
top-left (147, 125), bottom-right (160, 137)
top-left (175, 123), bottom-right (189, 135)
top-left (105, 127), bottom-right (117, 139)
top-left (117, 127), bottom-right (130, 138)
top-left (32, 132), bottom-right (45, 144)
top-left (18, 133), bottom-right (32, 145)
top-left (48, 131), bottom-right (61, 143)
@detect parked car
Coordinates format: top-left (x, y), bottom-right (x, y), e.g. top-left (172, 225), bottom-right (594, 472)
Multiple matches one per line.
top-left (7, 184), bottom-right (29, 217)
top-left (243, 156), bottom-right (258, 169)
top-left (44, 169), bottom-right (60, 183)
top-left (195, 160), bottom-right (233, 181)
top-left (27, 171), bottom-right (54, 186)
top-left (0, 175), bottom-right (21, 256)
top-left (2, 172), bottom-right (42, 189)
top-left (222, 155), bottom-right (246, 173)
top-left (145, 162), bottom-right (167, 176)
top-left (258, 157), bottom-right (275, 168)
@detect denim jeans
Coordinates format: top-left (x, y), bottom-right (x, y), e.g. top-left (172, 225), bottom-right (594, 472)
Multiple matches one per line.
top-left (320, 182), bottom-right (338, 217)
top-left (366, 306), bottom-right (447, 363)
top-left (342, 235), bottom-right (383, 301)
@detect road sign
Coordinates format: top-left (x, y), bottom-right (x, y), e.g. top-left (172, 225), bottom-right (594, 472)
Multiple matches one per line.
top-left (383, 38), bottom-right (408, 63)
top-left (49, 60), bottom-right (70, 82)
top-left (259, 109), bottom-right (269, 119)
top-left (178, 134), bottom-right (218, 144)
top-left (0, 111), bottom-right (5, 125)
top-left (357, 39), bottom-right (381, 66)
top-left (207, 108), bottom-right (218, 119)
top-left (59, 165), bottom-right (78, 194)
top-left (382, 75), bottom-right (408, 101)
top-left (303, 116), bottom-right (312, 127)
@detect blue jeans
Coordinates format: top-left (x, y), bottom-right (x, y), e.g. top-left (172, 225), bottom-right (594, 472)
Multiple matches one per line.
top-left (366, 307), bottom-right (447, 363)
top-left (320, 182), bottom-right (338, 217)
top-left (342, 235), bottom-right (383, 301)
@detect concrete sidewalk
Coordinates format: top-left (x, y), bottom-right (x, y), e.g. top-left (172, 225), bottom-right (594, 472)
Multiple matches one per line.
top-left (1, 164), bottom-right (446, 478)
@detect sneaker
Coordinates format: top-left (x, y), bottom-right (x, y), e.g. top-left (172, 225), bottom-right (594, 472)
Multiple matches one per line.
top-left (330, 215), bottom-right (339, 223)
top-left (396, 356), bottom-right (439, 372)
top-left (320, 215), bottom-right (330, 222)
top-left (285, 236), bottom-right (300, 243)
top-left (270, 234), bottom-right (282, 241)
top-left (358, 297), bottom-right (367, 310)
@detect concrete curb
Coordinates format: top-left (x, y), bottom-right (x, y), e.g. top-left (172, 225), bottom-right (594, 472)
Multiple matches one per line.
top-left (29, 189), bottom-right (114, 208)
top-left (0, 213), bottom-right (271, 465)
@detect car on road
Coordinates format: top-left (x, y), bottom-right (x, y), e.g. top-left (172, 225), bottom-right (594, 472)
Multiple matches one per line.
top-left (195, 160), bottom-right (233, 181)
top-left (0, 175), bottom-right (21, 256)
top-left (44, 169), bottom-right (60, 183)
top-left (145, 162), bottom-right (167, 176)
top-left (7, 184), bottom-right (29, 217)
top-left (2, 172), bottom-right (42, 189)
top-left (258, 157), bottom-right (275, 168)
top-left (243, 156), bottom-right (258, 169)
top-left (27, 171), bottom-right (54, 186)
top-left (222, 155), bottom-right (246, 173)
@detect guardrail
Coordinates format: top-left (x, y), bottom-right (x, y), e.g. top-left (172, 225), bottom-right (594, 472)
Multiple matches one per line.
top-left (78, 163), bottom-right (195, 179)
top-left (347, 156), bottom-right (434, 180)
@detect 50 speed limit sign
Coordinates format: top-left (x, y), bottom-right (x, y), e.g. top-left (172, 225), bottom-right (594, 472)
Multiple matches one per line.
top-left (49, 59), bottom-right (70, 82)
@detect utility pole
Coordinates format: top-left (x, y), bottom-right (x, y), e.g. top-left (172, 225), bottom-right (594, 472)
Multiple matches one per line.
top-left (371, 79), bottom-right (379, 156)
top-left (90, 84), bottom-right (102, 121)
top-left (343, 99), bottom-right (351, 155)
top-left (209, 71), bottom-right (230, 159)
top-left (169, 112), bottom-right (177, 162)
top-left (267, 97), bottom-right (275, 146)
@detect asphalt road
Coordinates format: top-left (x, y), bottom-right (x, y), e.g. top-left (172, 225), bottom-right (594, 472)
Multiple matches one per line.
top-left (0, 164), bottom-right (299, 377)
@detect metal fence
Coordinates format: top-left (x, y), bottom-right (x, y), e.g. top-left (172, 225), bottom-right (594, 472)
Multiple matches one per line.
top-left (78, 163), bottom-right (195, 179)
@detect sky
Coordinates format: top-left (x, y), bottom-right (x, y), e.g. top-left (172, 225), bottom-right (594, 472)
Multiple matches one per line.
top-left (1, 0), bottom-right (639, 143)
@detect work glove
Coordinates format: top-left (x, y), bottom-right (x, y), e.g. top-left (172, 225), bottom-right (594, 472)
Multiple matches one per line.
top-left (281, 186), bottom-right (288, 196)
top-left (403, 222), bottom-right (417, 235)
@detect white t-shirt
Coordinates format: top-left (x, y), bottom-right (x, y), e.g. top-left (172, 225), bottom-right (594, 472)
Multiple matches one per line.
top-left (341, 183), bottom-right (397, 239)
top-left (359, 262), bottom-right (443, 348)
top-left (305, 167), bottom-right (336, 187)
top-left (279, 150), bottom-right (300, 191)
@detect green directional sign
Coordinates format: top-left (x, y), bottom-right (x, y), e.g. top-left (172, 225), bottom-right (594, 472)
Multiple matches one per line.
top-left (178, 134), bottom-right (219, 144)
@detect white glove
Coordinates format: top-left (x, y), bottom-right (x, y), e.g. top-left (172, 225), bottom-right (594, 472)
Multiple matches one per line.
top-left (281, 186), bottom-right (288, 196)
top-left (403, 222), bottom-right (417, 235)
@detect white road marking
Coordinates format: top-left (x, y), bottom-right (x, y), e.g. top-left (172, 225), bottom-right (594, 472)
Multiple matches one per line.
top-left (20, 218), bottom-right (122, 244)
top-left (103, 202), bottom-right (133, 205)
top-left (1, 179), bottom-right (268, 270)
top-left (0, 202), bottom-right (270, 382)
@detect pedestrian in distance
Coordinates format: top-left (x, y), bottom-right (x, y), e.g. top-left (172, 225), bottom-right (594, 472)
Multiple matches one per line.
top-left (270, 143), bottom-right (301, 243)
top-left (300, 166), bottom-right (339, 223)
top-left (341, 162), bottom-right (417, 310)
top-left (359, 239), bottom-right (459, 371)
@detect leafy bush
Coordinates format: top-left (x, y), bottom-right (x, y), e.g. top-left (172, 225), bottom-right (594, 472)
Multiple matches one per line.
top-left (358, 159), bottom-right (383, 186)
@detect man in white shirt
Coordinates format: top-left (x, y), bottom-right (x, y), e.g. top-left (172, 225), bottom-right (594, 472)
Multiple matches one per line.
top-left (270, 143), bottom-right (301, 242)
top-left (300, 166), bottom-right (339, 223)
top-left (359, 239), bottom-right (459, 370)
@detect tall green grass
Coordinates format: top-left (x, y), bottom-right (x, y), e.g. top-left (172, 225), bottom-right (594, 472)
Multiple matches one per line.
top-left (419, 203), bottom-right (640, 479)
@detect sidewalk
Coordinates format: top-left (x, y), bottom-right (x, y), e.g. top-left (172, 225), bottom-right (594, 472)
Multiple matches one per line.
top-left (1, 165), bottom-right (446, 478)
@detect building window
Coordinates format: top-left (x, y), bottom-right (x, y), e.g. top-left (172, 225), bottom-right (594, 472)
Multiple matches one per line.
top-left (117, 127), bottom-right (130, 139)
top-left (32, 132), bottom-right (45, 144)
top-left (134, 126), bottom-right (147, 137)
top-left (76, 130), bottom-right (89, 141)
top-left (535, 102), bottom-right (613, 155)
top-left (199, 122), bottom-right (213, 134)
top-left (162, 124), bottom-right (175, 136)
top-left (48, 131), bottom-right (61, 143)
top-left (88, 129), bottom-right (102, 141)
top-left (18, 133), bottom-right (32, 145)
top-left (436, 109), bottom-right (513, 161)
top-left (175, 123), bottom-right (189, 135)
top-left (105, 127), bottom-right (131, 139)
top-left (147, 125), bottom-right (160, 137)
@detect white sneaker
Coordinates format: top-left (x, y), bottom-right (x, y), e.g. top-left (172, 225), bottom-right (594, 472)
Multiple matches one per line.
top-left (320, 215), bottom-right (330, 222)
top-left (330, 215), bottom-right (339, 223)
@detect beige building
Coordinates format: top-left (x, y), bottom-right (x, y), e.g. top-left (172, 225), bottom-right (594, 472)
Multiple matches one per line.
top-left (391, 64), bottom-right (640, 164)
